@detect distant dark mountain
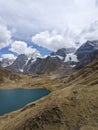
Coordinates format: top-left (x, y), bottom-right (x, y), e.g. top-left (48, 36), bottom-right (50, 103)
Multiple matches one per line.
top-left (24, 56), bottom-right (64, 74)
top-left (76, 40), bottom-right (98, 68)
top-left (51, 48), bottom-right (67, 58)
top-left (51, 48), bottom-right (77, 66)
top-left (51, 48), bottom-right (76, 58)
top-left (8, 55), bottom-right (64, 74)
top-left (7, 54), bottom-right (28, 72)
top-left (7, 51), bottom-right (41, 73)
top-left (8, 48), bottom-right (76, 74)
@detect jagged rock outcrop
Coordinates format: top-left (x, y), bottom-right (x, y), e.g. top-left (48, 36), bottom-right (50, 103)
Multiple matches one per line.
top-left (19, 107), bottom-right (62, 130)
top-left (7, 54), bottom-right (28, 72)
top-left (76, 40), bottom-right (98, 68)
top-left (7, 51), bottom-right (41, 73)
top-left (8, 54), bottom-right (64, 74)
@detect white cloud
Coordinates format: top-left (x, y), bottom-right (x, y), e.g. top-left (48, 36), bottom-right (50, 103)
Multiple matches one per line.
top-left (0, 0), bottom-right (98, 41)
top-left (2, 54), bottom-right (16, 59)
top-left (9, 40), bottom-right (41, 57)
top-left (0, 0), bottom-right (98, 51)
top-left (32, 19), bottom-right (98, 50)
top-left (76, 20), bottom-right (98, 45)
top-left (32, 31), bottom-right (76, 51)
top-left (0, 24), bottom-right (11, 49)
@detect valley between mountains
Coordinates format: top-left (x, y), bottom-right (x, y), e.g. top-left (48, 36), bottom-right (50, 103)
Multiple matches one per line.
top-left (0, 41), bottom-right (98, 130)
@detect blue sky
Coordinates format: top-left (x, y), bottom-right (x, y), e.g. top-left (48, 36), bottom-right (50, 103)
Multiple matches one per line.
top-left (0, 42), bottom-right (52, 59)
top-left (0, 0), bottom-right (98, 59)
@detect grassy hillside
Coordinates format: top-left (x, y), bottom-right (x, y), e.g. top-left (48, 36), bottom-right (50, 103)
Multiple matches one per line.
top-left (0, 60), bottom-right (98, 130)
top-left (0, 67), bottom-right (20, 84)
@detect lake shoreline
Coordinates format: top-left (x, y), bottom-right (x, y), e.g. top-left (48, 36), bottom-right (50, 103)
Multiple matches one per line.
top-left (0, 87), bottom-right (51, 92)
top-left (0, 88), bottom-right (50, 116)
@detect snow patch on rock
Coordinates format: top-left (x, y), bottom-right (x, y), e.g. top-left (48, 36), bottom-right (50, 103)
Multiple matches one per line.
top-left (65, 53), bottom-right (78, 62)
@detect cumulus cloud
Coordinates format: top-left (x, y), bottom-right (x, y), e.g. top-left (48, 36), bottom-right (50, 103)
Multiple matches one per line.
top-left (0, 0), bottom-right (98, 51)
top-left (32, 31), bottom-right (76, 51)
top-left (0, 24), bottom-right (11, 49)
top-left (2, 54), bottom-right (16, 59)
top-left (32, 19), bottom-right (98, 50)
top-left (9, 40), bottom-right (41, 57)
top-left (0, 0), bottom-right (98, 41)
top-left (76, 20), bottom-right (98, 45)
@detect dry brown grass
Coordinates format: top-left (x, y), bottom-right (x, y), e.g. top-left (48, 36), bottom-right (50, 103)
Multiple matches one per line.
top-left (0, 60), bottom-right (98, 130)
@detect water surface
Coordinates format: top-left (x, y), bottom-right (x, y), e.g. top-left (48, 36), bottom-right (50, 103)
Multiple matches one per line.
top-left (0, 88), bottom-right (50, 115)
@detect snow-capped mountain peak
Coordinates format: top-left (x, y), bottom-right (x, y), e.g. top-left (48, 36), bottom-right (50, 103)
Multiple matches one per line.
top-left (7, 50), bottom-right (42, 73)
top-left (0, 58), bottom-right (15, 67)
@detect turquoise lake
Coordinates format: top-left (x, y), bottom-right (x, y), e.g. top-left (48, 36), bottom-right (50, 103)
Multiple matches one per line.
top-left (0, 88), bottom-right (50, 116)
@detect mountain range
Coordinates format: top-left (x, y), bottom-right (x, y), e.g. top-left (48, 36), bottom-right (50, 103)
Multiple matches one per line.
top-left (2, 40), bottom-right (97, 74)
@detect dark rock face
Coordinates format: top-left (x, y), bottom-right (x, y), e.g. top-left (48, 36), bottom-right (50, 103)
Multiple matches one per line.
top-left (51, 48), bottom-right (67, 58)
top-left (76, 40), bottom-right (98, 67)
top-left (51, 48), bottom-right (75, 58)
top-left (8, 54), bottom-right (28, 72)
top-left (24, 56), bottom-right (64, 74)
top-left (8, 54), bottom-right (64, 74)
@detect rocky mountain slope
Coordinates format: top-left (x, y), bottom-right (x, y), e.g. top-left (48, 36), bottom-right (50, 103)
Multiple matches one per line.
top-left (24, 56), bottom-right (65, 74)
top-left (7, 55), bottom-right (65, 74)
top-left (0, 59), bottom-right (98, 130)
top-left (6, 48), bottom-right (76, 74)
top-left (7, 51), bottom-right (41, 73)
top-left (7, 54), bottom-right (28, 72)
top-left (76, 40), bottom-right (98, 67)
